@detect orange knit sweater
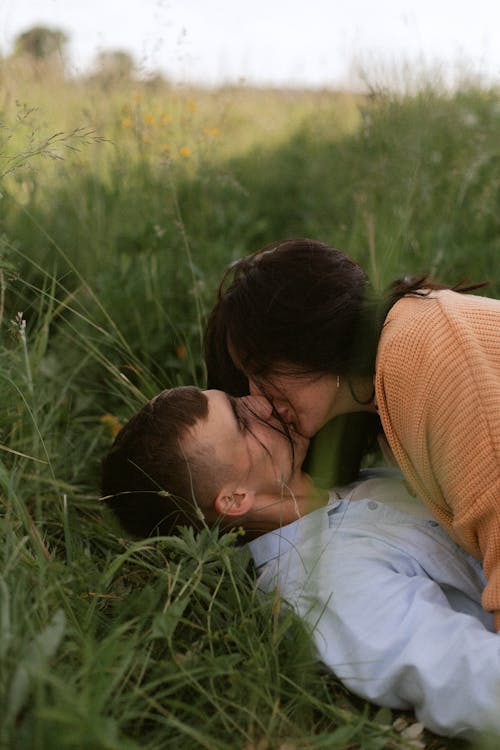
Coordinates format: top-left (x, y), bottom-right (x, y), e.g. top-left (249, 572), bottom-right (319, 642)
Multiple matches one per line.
top-left (375, 289), bottom-right (500, 628)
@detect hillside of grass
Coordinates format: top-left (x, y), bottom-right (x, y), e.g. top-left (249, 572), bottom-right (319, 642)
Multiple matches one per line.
top-left (0, 64), bottom-right (498, 749)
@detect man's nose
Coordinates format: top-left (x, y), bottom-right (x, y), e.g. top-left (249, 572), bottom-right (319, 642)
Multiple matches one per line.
top-left (242, 395), bottom-right (274, 420)
top-left (270, 398), bottom-right (296, 425)
top-left (248, 380), bottom-right (296, 424)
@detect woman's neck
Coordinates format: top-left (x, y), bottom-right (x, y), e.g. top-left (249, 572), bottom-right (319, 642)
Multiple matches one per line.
top-left (336, 375), bottom-right (377, 415)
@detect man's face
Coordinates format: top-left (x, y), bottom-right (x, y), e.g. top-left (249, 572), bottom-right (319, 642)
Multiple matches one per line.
top-left (188, 390), bottom-right (312, 525)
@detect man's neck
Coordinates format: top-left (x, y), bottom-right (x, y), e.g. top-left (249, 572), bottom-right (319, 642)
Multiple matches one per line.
top-left (250, 472), bottom-right (329, 535)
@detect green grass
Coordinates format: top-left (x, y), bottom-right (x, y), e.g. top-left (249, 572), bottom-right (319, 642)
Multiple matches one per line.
top-left (0, 62), bottom-right (499, 748)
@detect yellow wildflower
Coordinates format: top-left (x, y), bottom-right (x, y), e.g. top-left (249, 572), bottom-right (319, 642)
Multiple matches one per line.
top-left (161, 114), bottom-right (173, 125)
top-left (161, 143), bottom-right (170, 152)
top-left (203, 127), bottom-right (220, 137)
top-left (122, 118), bottom-right (132, 128)
top-left (186, 100), bottom-right (197, 112)
top-left (100, 414), bottom-right (122, 439)
top-left (143, 113), bottom-right (156, 125)
top-left (142, 134), bottom-right (152, 144)
top-left (180, 146), bottom-right (190, 158)
top-left (134, 91), bottom-right (143, 102)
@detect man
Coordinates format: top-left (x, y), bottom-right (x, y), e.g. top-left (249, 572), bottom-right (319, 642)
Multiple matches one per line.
top-left (102, 386), bottom-right (500, 739)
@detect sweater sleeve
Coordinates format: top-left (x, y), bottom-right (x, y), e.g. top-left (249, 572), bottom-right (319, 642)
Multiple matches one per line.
top-left (376, 291), bottom-right (500, 623)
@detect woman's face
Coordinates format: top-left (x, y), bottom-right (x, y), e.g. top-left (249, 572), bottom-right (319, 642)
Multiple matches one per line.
top-left (247, 371), bottom-right (339, 438)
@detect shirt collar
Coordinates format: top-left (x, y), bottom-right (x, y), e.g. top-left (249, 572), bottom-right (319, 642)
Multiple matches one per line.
top-left (248, 492), bottom-right (341, 567)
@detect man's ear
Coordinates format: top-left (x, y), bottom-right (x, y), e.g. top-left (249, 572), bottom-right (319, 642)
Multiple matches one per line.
top-left (214, 490), bottom-right (254, 518)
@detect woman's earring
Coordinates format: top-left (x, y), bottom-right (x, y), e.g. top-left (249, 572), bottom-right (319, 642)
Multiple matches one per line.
top-left (337, 375), bottom-right (340, 389)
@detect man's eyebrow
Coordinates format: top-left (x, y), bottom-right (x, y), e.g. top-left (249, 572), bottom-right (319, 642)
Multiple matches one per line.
top-left (226, 394), bottom-right (276, 461)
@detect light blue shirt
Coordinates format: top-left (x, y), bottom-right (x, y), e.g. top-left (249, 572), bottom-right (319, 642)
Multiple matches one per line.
top-left (248, 473), bottom-right (500, 738)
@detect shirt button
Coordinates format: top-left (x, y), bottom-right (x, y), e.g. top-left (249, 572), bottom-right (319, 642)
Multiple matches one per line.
top-left (367, 501), bottom-right (378, 510)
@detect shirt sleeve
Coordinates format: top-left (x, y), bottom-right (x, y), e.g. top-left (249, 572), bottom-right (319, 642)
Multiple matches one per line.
top-left (276, 534), bottom-right (500, 738)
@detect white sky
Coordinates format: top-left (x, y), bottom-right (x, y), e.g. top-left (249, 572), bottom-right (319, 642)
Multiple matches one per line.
top-left (1, 0), bottom-right (500, 88)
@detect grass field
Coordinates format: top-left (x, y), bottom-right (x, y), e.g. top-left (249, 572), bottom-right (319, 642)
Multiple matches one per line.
top-left (1, 60), bottom-right (499, 749)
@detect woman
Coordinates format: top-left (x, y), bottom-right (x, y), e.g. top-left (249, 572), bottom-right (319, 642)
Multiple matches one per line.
top-left (204, 238), bottom-right (500, 627)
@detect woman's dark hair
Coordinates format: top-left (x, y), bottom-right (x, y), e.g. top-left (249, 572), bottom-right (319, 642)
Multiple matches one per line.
top-left (205, 239), bottom-right (373, 388)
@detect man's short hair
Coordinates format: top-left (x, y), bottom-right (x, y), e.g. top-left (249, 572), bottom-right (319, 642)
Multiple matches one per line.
top-left (101, 386), bottom-right (232, 538)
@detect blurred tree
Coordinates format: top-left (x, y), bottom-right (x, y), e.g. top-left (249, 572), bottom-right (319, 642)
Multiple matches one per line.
top-left (92, 50), bottom-right (136, 85)
top-left (14, 25), bottom-right (68, 59)
top-left (13, 25), bottom-right (68, 78)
